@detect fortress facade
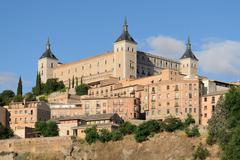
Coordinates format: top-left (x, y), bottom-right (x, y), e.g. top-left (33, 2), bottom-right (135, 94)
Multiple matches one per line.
top-left (38, 18), bottom-right (198, 87)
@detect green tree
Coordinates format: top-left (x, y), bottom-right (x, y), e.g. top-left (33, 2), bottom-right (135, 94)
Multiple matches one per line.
top-left (42, 79), bottom-right (65, 94)
top-left (111, 129), bottom-right (123, 141)
top-left (207, 96), bottom-right (228, 146)
top-left (207, 87), bottom-right (240, 159)
top-left (35, 121), bottom-right (58, 137)
top-left (0, 123), bottom-right (14, 139)
top-left (72, 76), bottom-right (75, 88)
top-left (68, 79), bottom-right (71, 89)
top-left (222, 125), bottom-right (240, 160)
top-left (75, 84), bottom-right (89, 96)
top-left (84, 126), bottom-right (99, 144)
top-left (98, 129), bottom-right (112, 143)
top-left (134, 120), bottom-right (163, 143)
top-left (0, 90), bottom-right (15, 106)
top-left (33, 72), bottom-right (42, 96)
top-left (119, 121), bottom-right (137, 135)
top-left (163, 117), bottom-right (183, 132)
top-left (183, 114), bottom-right (195, 128)
top-left (12, 95), bottom-right (23, 102)
top-left (17, 76), bottom-right (23, 96)
top-left (192, 143), bottom-right (210, 160)
top-left (24, 92), bottom-right (36, 101)
top-left (76, 77), bottom-right (79, 86)
top-left (185, 125), bottom-right (200, 137)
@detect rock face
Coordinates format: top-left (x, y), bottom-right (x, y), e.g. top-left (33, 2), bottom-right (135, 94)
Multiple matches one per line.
top-left (0, 132), bottom-right (220, 160)
top-left (69, 132), bottom-right (220, 160)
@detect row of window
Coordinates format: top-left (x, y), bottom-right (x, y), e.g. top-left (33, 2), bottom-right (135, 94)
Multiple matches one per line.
top-left (146, 107), bottom-right (197, 116)
top-left (11, 110), bottom-right (33, 115)
top-left (203, 96), bottom-right (216, 103)
top-left (116, 46), bottom-right (135, 53)
top-left (138, 55), bottom-right (179, 69)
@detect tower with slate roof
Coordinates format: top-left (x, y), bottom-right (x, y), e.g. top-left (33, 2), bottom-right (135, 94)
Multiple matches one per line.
top-left (179, 36), bottom-right (198, 78)
top-left (113, 17), bottom-right (137, 80)
top-left (38, 38), bottom-right (58, 83)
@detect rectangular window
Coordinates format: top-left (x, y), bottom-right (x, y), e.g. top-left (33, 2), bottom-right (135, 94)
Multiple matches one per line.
top-left (204, 97), bottom-right (207, 102)
top-left (204, 106), bottom-right (207, 110)
top-left (212, 96), bottom-right (215, 103)
top-left (204, 113), bottom-right (207, 118)
top-left (212, 105), bottom-right (215, 112)
top-left (167, 109), bottom-right (170, 114)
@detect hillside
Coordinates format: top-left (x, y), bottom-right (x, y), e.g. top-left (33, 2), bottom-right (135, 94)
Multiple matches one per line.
top-left (0, 131), bottom-right (221, 160)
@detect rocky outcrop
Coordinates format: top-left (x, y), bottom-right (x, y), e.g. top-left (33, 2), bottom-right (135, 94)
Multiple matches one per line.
top-left (0, 132), bottom-right (220, 160)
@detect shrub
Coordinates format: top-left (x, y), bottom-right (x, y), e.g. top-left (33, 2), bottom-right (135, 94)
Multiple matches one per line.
top-left (0, 123), bottom-right (14, 139)
top-left (0, 90), bottom-right (15, 106)
top-left (98, 129), bottom-right (112, 143)
top-left (183, 114), bottom-right (195, 127)
top-left (42, 79), bottom-right (65, 94)
top-left (75, 84), bottom-right (89, 96)
top-left (39, 95), bottom-right (48, 102)
top-left (111, 129), bottom-right (123, 141)
top-left (206, 133), bottom-right (217, 145)
top-left (185, 126), bottom-right (200, 137)
top-left (24, 92), bottom-right (36, 101)
top-left (222, 125), bottom-right (240, 160)
top-left (134, 120), bottom-right (163, 143)
top-left (35, 121), bottom-right (58, 137)
top-left (163, 117), bottom-right (183, 132)
top-left (192, 143), bottom-right (210, 160)
top-left (119, 121), bottom-right (137, 135)
top-left (84, 126), bottom-right (99, 144)
top-left (12, 95), bottom-right (23, 102)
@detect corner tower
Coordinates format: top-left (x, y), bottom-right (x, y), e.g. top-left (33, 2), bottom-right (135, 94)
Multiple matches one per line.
top-left (38, 38), bottom-right (58, 83)
top-left (113, 18), bottom-right (137, 80)
top-left (179, 36), bottom-right (198, 78)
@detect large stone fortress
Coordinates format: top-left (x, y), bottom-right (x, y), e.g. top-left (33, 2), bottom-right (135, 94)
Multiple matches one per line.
top-left (38, 18), bottom-right (198, 86)
top-left (36, 18), bottom-right (220, 125)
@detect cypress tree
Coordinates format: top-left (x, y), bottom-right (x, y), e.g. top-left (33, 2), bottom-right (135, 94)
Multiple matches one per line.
top-left (17, 76), bottom-right (23, 96)
top-left (76, 77), bottom-right (78, 86)
top-left (34, 72), bottom-right (42, 96)
top-left (72, 76), bottom-right (75, 88)
top-left (68, 79), bottom-right (71, 89)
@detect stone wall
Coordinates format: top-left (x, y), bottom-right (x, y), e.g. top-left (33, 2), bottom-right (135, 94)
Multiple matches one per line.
top-left (0, 136), bottom-right (72, 155)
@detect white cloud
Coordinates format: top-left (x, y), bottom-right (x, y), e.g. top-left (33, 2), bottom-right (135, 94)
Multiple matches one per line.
top-left (146, 35), bottom-right (185, 59)
top-left (145, 35), bottom-right (240, 78)
top-left (197, 40), bottom-right (240, 76)
top-left (0, 72), bottom-right (32, 93)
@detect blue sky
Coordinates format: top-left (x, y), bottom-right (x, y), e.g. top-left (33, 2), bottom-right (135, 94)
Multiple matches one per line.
top-left (1, 1), bottom-right (240, 93)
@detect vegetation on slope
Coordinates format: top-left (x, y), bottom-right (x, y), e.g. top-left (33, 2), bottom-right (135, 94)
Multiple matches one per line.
top-left (84, 114), bottom-right (200, 144)
top-left (207, 86), bottom-right (240, 160)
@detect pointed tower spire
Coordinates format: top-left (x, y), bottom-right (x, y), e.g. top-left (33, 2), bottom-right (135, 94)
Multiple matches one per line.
top-left (39, 37), bottom-right (58, 60)
top-left (46, 37), bottom-right (51, 50)
top-left (123, 16), bottom-right (128, 32)
top-left (186, 35), bottom-right (191, 50)
top-left (180, 36), bottom-right (198, 61)
top-left (115, 17), bottom-right (137, 44)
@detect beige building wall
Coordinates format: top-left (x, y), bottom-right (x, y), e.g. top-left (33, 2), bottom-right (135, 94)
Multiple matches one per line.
top-left (7, 101), bottom-right (50, 132)
top-left (50, 104), bottom-right (83, 119)
top-left (81, 97), bottom-right (140, 120)
top-left (52, 52), bottom-right (114, 87)
top-left (142, 78), bottom-right (201, 124)
top-left (201, 90), bottom-right (228, 126)
top-left (38, 57), bottom-right (58, 83)
top-left (0, 107), bottom-right (7, 127)
top-left (113, 41), bottom-right (137, 80)
top-left (179, 58), bottom-right (198, 78)
top-left (137, 51), bottom-right (180, 78)
top-left (58, 119), bottom-right (80, 136)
